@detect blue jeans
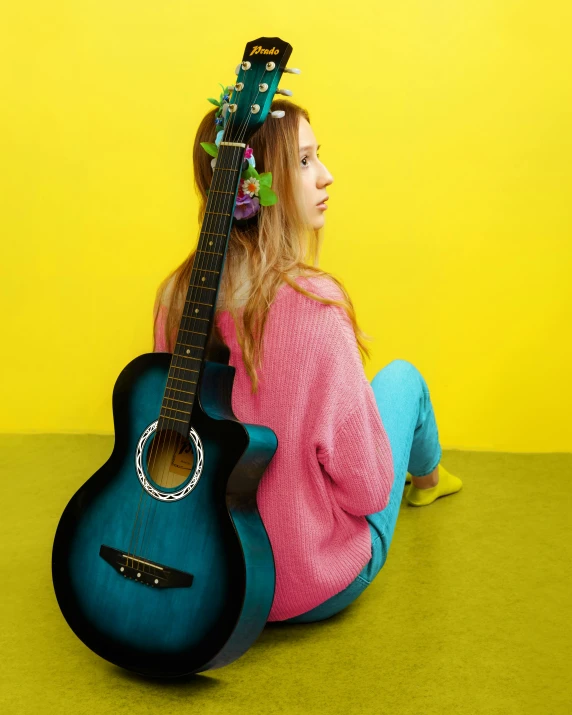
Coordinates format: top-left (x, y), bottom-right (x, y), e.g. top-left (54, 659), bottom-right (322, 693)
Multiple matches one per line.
top-left (281, 359), bottom-right (442, 624)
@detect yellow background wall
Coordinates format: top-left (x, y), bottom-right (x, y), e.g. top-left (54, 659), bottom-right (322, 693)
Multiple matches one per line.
top-left (1, 1), bottom-right (570, 451)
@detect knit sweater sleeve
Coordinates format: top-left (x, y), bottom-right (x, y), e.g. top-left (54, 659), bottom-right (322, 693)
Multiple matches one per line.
top-left (313, 296), bottom-right (394, 517)
top-left (153, 303), bottom-right (169, 352)
top-left (317, 393), bottom-right (394, 516)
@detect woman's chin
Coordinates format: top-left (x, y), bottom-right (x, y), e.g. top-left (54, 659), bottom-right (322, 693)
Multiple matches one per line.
top-left (311, 215), bottom-right (326, 230)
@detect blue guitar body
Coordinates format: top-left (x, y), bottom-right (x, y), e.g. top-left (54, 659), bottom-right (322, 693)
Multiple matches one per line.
top-left (52, 348), bottom-right (278, 677)
top-left (52, 33), bottom-right (297, 676)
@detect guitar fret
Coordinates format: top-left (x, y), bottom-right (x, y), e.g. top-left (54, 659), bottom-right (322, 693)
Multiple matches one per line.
top-left (165, 387), bottom-right (194, 395)
top-left (159, 414), bottom-right (187, 424)
top-left (179, 328), bottom-right (207, 335)
top-left (162, 405), bottom-right (191, 416)
top-left (171, 356), bottom-right (201, 364)
top-left (184, 299), bottom-right (212, 306)
top-left (175, 337), bottom-right (206, 347)
top-left (163, 396), bottom-right (192, 405)
top-left (170, 366), bottom-right (198, 375)
top-left (189, 283), bottom-right (215, 291)
top-left (159, 143), bottom-right (241, 427)
top-left (174, 341), bottom-right (203, 350)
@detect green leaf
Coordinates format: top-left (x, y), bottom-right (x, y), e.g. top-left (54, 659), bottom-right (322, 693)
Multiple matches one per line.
top-left (258, 185), bottom-right (277, 206)
top-left (219, 83), bottom-right (226, 94)
top-left (241, 164), bottom-right (258, 180)
top-left (258, 172), bottom-right (272, 188)
top-left (200, 142), bottom-right (218, 158)
top-left (208, 98), bottom-right (221, 106)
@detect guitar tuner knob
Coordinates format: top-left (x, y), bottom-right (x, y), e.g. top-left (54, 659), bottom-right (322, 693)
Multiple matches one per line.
top-left (283, 67), bottom-right (301, 74)
top-left (276, 88), bottom-right (293, 96)
top-left (235, 64), bottom-right (241, 75)
top-left (270, 110), bottom-right (286, 118)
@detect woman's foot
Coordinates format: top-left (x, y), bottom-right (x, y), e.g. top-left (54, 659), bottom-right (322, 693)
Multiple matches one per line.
top-left (405, 466), bottom-right (439, 487)
top-left (406, 463), bottom-right (463, 507)
top-left (411, 464), bottom-right (439, 489)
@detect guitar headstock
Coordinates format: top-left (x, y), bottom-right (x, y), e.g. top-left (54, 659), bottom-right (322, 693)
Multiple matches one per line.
top-left (222, 37), bottom-right (294, 145)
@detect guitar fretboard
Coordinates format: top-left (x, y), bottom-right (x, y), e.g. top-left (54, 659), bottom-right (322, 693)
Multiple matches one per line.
top-left (158, 142), bottom-right (246, 434)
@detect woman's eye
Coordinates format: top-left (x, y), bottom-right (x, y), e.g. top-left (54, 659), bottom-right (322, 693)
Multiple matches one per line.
top-left (301, 153), bottom-right (320, 168)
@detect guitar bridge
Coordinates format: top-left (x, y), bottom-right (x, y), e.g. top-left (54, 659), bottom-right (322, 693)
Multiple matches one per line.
top-left (99, 544), bottom-right (194, 589)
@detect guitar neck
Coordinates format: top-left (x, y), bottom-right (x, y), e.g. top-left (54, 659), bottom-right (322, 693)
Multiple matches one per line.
top-left (158, 142), bottom-right (246, 435)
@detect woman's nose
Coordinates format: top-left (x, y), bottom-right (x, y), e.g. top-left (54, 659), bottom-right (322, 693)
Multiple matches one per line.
top-left (318, 165), bottom-right (334, 188)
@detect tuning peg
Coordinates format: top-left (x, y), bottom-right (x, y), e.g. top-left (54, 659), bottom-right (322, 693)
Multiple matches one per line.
top-left (276, 88), bottom-right (293, 96)
top-left (283, 67), bottom-right (301, 74)
top-left (235, 64), bottom-right (241, 75)
top-left (270, 110), bottom-right (285, 118)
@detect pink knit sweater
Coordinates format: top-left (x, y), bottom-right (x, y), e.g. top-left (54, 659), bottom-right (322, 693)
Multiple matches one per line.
top-left (153, 275), bottom-right (394, 621)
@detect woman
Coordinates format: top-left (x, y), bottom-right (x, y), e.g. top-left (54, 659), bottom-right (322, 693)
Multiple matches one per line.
top-left (153, 98), bottom-right (463, 624)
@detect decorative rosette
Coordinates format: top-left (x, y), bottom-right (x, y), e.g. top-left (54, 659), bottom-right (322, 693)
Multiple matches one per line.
top-left (200, 84), bottom-right (277, 221)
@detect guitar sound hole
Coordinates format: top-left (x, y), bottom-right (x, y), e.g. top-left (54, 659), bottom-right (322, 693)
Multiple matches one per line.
top-left (145, 429), bottom-right (195, 489)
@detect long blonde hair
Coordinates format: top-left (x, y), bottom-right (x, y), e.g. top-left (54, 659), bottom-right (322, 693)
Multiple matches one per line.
top-left (153, 99), bottom-right (373, 394)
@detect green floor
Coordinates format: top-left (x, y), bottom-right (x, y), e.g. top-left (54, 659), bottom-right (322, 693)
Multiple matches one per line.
top-left (1, 434), bottom-right (570, 714)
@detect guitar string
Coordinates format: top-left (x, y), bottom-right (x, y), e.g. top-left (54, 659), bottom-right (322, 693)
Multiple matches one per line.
top-left (146, 99), bottom-right (247, 498)
top-left (131, 62), bottom-right (267, 563)
top-left (126, 148), bottom-right (232, 566)
top-left (134, 85), bottom-right (248, 559)
top-left (137, 144), bottom-right (241, 561)
top-left (136, 65), bottom-right (274, 560)
top-left (134, 69), bottom-right (257, 556)
top-left (140, 77), bottom-right (250, 545)
top-left (132, 81), bottom-right (249, 560)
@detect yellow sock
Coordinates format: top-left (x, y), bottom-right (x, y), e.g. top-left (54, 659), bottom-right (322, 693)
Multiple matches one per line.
top-left (406, 463), bottom-right (463, 507)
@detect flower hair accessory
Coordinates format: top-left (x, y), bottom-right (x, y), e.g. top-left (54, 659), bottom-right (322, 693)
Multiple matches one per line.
top-left (200, 84), bottom-right (277, 222)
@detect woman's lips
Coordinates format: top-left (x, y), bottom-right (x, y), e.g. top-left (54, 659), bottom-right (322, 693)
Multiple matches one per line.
top-left (316, 201), bottom-right (328, 210)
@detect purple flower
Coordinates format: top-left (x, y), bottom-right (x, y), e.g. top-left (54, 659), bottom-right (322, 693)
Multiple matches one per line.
top-left (244, 146), bottom-right (253, 159)
top-left (234, 194), bottom-right (260, 220)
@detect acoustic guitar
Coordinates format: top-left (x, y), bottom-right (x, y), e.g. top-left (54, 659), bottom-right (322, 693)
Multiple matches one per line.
top-left (52, 36), bottom-right (295, 677)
